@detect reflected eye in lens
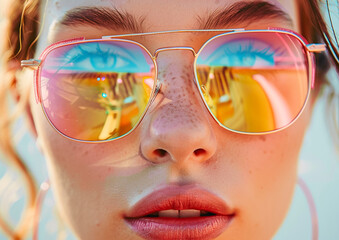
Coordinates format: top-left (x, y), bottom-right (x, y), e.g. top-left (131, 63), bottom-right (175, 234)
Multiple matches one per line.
top-left (201, 38), bottom-right (277, 67)
top-left (196, 32), bottom-right (309, 134)
top-left (40, 40), bottom-right (155, 141)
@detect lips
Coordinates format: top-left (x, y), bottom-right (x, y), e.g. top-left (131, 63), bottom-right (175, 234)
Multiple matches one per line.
top-left (124, 184), bottom-right (235, 240)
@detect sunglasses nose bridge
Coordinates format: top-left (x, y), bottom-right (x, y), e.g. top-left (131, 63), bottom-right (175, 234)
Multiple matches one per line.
top-left (153, 46), bottom-right (197, 86)
top-left (152, 47), bottom-right (198, 93)
top-left (152, 47), bottom-right (197, 95)
top-left (154, 47), bottom-right (196, 58)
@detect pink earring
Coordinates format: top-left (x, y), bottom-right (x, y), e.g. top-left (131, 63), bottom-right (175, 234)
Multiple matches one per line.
top-left (33, 180), bottom-right (50, 240)
top-left (298, 177), bottom-right (318, 240)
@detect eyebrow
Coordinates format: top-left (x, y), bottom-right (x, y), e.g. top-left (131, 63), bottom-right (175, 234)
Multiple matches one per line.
top-left (58, 7), bottom-right (145, 32)
top-left (199, 1), bottom-right (293, 29)
top-left (57, 1), bottom-right (292, 33)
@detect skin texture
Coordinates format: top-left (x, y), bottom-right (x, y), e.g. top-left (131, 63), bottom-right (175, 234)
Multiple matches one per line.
top-left (26, 0), bottom-right (315, 239)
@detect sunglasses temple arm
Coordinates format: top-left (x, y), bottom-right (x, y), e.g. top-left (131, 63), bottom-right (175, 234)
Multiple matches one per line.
top-left (305, 44), bottom-right (326, 89)
top-left (21, 59), bottom-right (41, 70)
top-left (306, 44), bottom-right (326, 53)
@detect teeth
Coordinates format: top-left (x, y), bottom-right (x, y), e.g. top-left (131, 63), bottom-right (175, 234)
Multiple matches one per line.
top-left (157, 209), bottom-right (205, 218)
top-left (179, 209), bottom-right (200, 218)
top-left (158, 210), bottom-right (179, 218)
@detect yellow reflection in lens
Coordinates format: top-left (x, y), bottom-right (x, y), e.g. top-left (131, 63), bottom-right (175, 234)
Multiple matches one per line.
top-left (197, 66), bottom-right (307, 132)
top-left (95, 73), bottom-right (153, 140)
top-left (53, 71), bottom-right (154, 141)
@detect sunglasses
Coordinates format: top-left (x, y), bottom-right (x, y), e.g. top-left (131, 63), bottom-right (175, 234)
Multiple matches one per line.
top-left (21, 28), bottom-right (326, 142)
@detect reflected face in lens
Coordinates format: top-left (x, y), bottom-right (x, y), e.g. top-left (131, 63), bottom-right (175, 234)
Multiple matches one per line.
top-left (30, 0), bottom-right (314, 239)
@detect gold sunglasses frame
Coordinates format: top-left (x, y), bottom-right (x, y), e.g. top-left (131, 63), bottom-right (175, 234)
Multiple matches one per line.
top-left (21, 28), bottom-right (326, 143)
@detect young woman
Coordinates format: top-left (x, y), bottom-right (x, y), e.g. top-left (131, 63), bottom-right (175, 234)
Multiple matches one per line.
top-left (0, 0), bottom-right (338, 239)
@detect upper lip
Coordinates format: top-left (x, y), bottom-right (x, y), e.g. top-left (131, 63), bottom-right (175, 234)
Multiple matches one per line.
top-left (124, 184), bottom-right (234, 218)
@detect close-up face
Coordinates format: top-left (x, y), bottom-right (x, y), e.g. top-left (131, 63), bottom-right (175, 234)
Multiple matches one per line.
top-left (26, 0), bottom-right (317, 239)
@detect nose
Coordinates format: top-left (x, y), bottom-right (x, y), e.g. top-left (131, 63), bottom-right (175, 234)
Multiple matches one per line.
top-left (140, 50), bottom-right (217, 165)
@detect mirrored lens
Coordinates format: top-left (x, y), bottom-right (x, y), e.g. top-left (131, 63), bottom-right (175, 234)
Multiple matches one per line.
top-left (196, 32), bottom-right (309, 133)
top-left (40, 40), bottom-right (155, 141)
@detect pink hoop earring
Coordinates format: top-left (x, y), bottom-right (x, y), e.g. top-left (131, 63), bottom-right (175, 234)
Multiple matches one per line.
top-left (33, 180), bottom-right (50, 240)
top-left (298, 177), bottom-right (319, 240)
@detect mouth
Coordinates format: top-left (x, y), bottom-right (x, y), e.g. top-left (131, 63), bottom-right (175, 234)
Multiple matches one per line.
top-left (124, 185), bottom-right (235, 240)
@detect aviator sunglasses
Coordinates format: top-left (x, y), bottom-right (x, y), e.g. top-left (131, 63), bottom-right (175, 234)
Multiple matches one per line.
top-left (22, 29), bottom-right (326, 142)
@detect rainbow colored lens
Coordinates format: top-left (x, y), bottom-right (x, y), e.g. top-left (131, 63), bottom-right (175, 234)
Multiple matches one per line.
top-left (40, 40), bottom-right (155, 141)
top-left (196, 32), bottom-right (309, 133)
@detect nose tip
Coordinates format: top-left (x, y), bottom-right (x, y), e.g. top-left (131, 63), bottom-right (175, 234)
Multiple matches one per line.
top-left (141, 115), bottom-right (217, 164)
top-left (141, 110), bottom-right (217, 164)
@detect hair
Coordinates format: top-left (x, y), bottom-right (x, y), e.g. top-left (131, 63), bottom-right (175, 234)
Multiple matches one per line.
top-left (0, 0), bottom-right (338, 239)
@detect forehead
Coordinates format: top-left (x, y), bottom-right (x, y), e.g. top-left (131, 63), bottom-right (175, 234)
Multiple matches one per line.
top-left (37, 0), bottom-right (299, 56)
top-left (44, 0), bottom-right (298, 29)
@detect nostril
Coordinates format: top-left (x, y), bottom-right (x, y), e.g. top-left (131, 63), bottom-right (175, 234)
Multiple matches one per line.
top-left (153, 149), bottom-right (168, 157)
top-left (194, 148), bottom-right (206, 157)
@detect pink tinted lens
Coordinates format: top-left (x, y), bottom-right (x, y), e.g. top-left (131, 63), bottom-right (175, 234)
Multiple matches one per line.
top-left (40, 40), bottom-right (155, 141)
top-left (196, 31), bottom-right (309, 133)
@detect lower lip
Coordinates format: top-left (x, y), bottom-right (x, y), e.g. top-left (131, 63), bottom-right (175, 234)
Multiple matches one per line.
top-left (125, 215), bottom-right (234, 240)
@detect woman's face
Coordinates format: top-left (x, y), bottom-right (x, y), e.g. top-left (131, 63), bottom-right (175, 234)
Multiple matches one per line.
top-left (29, 0), bottom-right (313, 239)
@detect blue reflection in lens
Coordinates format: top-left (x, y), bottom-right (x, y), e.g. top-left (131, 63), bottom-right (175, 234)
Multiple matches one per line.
top-left (198, 38), bottom-right (280, 67)
top-left (53, 41), bottom-right (151, 73)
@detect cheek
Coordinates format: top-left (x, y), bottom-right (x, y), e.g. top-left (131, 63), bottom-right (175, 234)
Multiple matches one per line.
top-left (210, 104), bottom-right (311, 239)
top-left (31, 98), bottom-right (147, 238)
